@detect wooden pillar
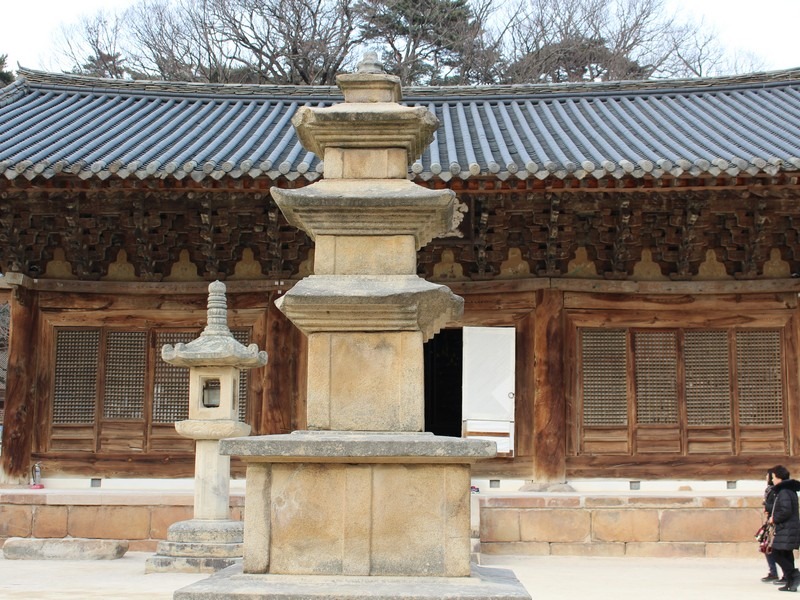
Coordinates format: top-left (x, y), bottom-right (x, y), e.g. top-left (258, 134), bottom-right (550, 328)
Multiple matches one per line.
top-left (1, 282), bottom-right (38, 481)
top-left (259, 294), bottom-right (306, 435)
top-left (515, 311), bottom-right (535, 458)
top-left (531, 288), bottom-right (565, 482)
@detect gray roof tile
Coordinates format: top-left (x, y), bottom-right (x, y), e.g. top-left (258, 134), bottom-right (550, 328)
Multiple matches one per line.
top-left (2, 68), bottom-right (800, 182)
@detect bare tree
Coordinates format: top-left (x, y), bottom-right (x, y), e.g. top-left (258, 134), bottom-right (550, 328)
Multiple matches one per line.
top-left (56, 0), bottom-right (758, 85)
top-left (59, 0), bottom-right (359, 84)
top-left (122, 0), bottom-right (241, 81)
top-left (208, 0), bottom-right (360, 84)
top-left (59, 12), bottom-right (128, 78)
top-left (357, 0), bottom-right (502, 85)
top-left (500, 0), bottom-right (732, 83)
top-left (664, 19), bottom-right (765, 78)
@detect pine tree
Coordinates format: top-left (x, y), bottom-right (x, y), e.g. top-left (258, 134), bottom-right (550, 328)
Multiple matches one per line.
top-left (0, 54), bottom-right (14, 85)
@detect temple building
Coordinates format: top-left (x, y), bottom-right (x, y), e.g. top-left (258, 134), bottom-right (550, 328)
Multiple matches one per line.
top-left (1, 67), bottom-right (800, 487)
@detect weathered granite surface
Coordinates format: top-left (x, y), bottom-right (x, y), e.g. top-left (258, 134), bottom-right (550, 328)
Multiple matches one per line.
top-left (174, 563), bottom-right (532, 599)
top-left (221, 431), bottom-right (496, 462)
top-left (3, 537), bottom-right (128, 560)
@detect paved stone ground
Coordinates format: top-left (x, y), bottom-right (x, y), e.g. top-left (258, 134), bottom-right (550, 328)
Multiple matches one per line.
top-left (0, 551), bottom-right (782, 599)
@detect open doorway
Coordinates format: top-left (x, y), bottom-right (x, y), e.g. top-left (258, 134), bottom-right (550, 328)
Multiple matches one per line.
top-left (424, 326), bottom-right (517, 454)
top-left (423, 328), bottom-right (462, 437)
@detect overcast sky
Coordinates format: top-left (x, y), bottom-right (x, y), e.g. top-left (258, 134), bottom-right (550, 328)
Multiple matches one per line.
top-left (2, 0), bottom-right (799, 75)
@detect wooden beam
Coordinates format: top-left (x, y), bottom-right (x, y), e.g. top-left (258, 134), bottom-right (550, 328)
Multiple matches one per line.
top-left (566, 453), bottom-right (800, 480)
top-left (532, 289), bottom-right (566, 483)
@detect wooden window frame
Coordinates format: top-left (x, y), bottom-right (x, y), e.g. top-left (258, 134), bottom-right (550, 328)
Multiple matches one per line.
top-left (564, 306), bottom-right (800, 479)
top-left (43, 322), bottom-right (253, 456)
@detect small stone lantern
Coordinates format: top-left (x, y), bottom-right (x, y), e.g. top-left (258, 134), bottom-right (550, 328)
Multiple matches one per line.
top-left (146, 281), bottom-right (267, 573)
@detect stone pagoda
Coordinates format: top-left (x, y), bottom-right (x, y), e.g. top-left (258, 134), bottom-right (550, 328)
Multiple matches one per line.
top-left (175, 54), bottom-right (530, 599)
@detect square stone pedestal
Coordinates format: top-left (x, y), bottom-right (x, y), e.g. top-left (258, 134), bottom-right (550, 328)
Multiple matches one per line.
top-left (172, 431), bottom-right (531, 599)
top-left (248, 461), bottom-right (469, 576)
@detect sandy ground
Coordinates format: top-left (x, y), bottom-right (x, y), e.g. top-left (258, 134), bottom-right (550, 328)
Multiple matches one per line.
top-left (0, 551), bottom-right (782, 599)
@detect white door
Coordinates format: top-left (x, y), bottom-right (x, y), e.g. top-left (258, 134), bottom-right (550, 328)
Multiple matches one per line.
top-left (461, 326), bottom-right (515, 455)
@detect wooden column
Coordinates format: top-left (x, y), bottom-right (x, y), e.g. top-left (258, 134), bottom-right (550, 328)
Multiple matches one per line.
top-left (515, 311), bottom-right (535, 458)
top-left (259, 294), bottom-right (306, 435)
top-left (531, 288), bottom-right (566, 482)
top-left (1, 283), bottom-right (38, 481)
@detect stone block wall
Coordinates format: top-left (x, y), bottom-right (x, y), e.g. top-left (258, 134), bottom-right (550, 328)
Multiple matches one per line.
top-left (479, 494), bottom-right (763, 558)
top-left (1, 489), bottom-right (765, 558)
top-left (0, 489), bottom-right (244, 552)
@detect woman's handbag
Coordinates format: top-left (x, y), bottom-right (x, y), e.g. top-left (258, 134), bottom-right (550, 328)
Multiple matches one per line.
top-left (756, 521), bottom-right (776, 553)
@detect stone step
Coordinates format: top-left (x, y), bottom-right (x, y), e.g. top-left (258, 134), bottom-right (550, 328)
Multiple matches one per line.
top-left (2, 537), bottom-right (128, 560)
top-left (145, 555), bottom-right (241, 574)
top-left (155, 539), bottom-right (244, 558)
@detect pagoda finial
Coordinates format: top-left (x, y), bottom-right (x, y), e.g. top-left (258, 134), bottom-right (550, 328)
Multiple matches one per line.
top-left (356, 52), bottom-right (384, 75)
top-left (202, 280), bottom-right (231, 337)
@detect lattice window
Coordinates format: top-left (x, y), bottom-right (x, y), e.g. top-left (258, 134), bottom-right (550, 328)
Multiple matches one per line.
top-left (579, 322), bottom-right (788, 457)
top-left (634, 331), bottom-right (678, 424)
top-left (581, 329), bottom-right (628, 426)
top-left (153, 331), bottom-right (197, 423)
top-left (53, 329), bottom-right (99, 424)
top-left (103, 331), bottom-right (146, 420)
top-left (685, 330), bottom-right (731, 425)
top-left (232, 328), bottom-right (251, 423)
top-left (737, 330), bottom-right (783, 425)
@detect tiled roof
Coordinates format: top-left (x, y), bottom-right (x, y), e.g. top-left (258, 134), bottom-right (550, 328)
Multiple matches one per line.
top-left (1, 68), bottom-right (800, 182)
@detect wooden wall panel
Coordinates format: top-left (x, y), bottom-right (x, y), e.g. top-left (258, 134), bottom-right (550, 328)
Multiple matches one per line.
top-left (581, 427), bottom-right (629, 454)
top-left (635, 426), bottom-right (682, 454)
top-left (687, 427), bottom-right (734, 454)
top-left (739, 427), bottom-right (787, 454)
top-left (50, 425), bottom-right (95, 452)
top-left (98, 421), bottom-right (145, 453)
top-left (149, 424), bottom-right (194, 453)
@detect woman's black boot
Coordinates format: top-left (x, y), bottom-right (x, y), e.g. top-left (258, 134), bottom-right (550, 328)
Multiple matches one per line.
top-left (790, 570), bottom-right (800, 592)
top-left (779, 569), bottom-right (800, 592)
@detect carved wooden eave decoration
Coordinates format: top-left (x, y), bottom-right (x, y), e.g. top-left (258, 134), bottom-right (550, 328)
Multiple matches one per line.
top-left (1, 67), bottom-right (799, 285)
top-left (0, 173), bottom-right (799, 286)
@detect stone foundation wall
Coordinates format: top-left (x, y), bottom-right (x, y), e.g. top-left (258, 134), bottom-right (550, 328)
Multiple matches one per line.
top-left (479, 494), bottom-right (764, 558)
top-left (1, 490), bottom-right (765, 558)
top-left (0, 489), bottom-right (244, 552)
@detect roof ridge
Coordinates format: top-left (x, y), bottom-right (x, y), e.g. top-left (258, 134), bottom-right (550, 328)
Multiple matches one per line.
top-left (17, 66), bottom-right (800, 100)
top-left (17, 68), bottom-right (343, 100)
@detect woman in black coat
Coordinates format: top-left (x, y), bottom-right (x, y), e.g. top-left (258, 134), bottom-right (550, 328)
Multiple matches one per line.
top-left (764, 470), bottom-right (782, 582)
top-left (770, 465), bottom-right (800, 592)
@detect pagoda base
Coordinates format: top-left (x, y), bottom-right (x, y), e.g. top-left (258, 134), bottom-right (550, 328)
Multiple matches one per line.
top-left (145, 519), bottom-right (244, 573)
top-left (174, 563), bottom-right (531, 599)
top-left (221, 432), bottom-right (497, 577)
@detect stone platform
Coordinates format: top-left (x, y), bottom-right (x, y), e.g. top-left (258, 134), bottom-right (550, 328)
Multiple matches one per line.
top-left (174, 563), bottom-right (531, 600)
